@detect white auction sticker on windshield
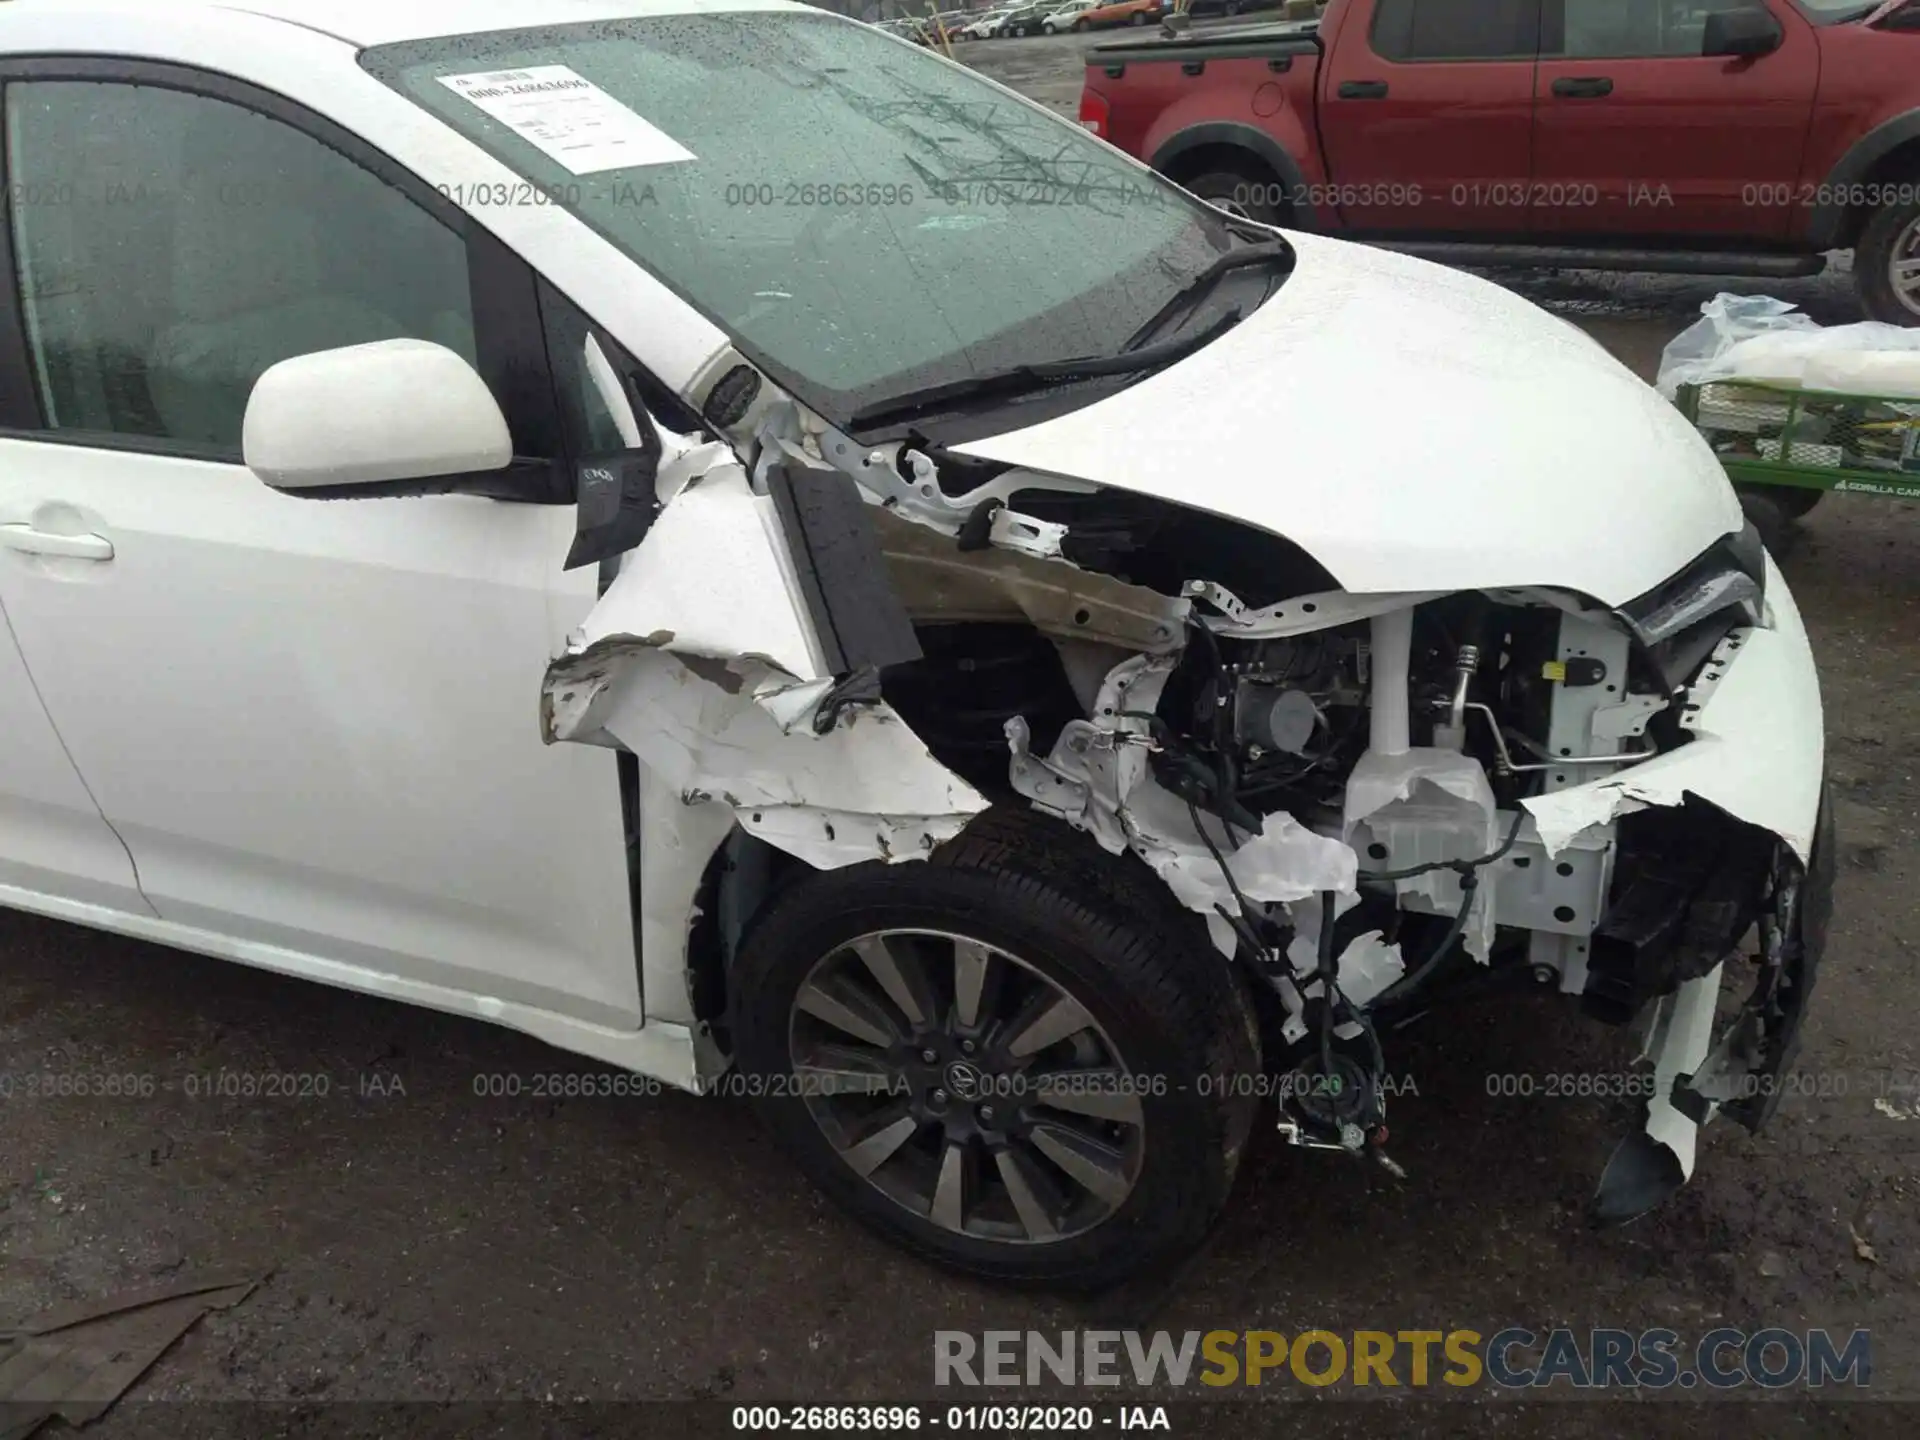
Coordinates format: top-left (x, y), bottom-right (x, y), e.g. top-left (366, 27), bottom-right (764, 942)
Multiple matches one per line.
top-left (439, 66), bottom-right (694, 174)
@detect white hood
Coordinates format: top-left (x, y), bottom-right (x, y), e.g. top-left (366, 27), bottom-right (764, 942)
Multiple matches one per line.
top-left (955, 232), bottom-right (1743, 607)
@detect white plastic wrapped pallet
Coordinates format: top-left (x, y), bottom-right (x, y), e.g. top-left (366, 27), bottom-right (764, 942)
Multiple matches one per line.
top-left (1658, 292), bottom-right (1920, 399)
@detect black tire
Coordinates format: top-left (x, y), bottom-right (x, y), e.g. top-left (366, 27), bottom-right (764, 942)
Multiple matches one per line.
top-left (1042, 20), bottom-right (1057, 31)
top-left (1130, 9), bottom-right (1148, 21)
top-left (1855, 199), bottom-right (1920, 327)
top-left (1738, 489), bottom-right (1795, 556)
top-left (731, 807), bottom-right (1260, 1290)
top-left (1748, 483), bottom-right (1824, 521)
top-left (1074, 17), bottom-right (1089, 30)
top-left (1181, 167), bottom-right (1284, 226)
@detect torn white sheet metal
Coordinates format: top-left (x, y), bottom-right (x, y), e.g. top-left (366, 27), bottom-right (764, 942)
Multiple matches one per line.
top-left (654, 436), bottom-right (739, 507)
top-left (581, 649), bottom-right (986, 868)
top-left (751, 674), bottom-right (838, 735)
top-left (1526, 553), bottom-right (1824, 862)
top-left (553, 460), bottom-right (827, 689)
top-left (1344, 747), bottom-right (1499, 961)
top-left (1637, 961), bottom-right (1726, 1181)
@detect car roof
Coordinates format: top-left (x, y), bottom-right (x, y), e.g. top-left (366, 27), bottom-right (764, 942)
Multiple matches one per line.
top-left (0, 0), bottom-right (809, 49)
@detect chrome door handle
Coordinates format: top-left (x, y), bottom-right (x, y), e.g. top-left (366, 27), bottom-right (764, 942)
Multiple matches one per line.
top-left (0, 523), bottom-right (114, 560)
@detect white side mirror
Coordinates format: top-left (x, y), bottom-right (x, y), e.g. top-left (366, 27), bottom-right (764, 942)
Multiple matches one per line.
top-left (243, 339), bottom-right (512, 493)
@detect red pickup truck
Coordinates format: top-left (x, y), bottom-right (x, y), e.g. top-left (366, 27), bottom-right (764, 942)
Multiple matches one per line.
top-left (1079, 0), bottom-right (1920, 324)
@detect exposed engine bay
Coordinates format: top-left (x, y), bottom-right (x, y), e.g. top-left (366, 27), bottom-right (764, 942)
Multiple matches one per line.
top-left (543, 381), bottom-right (1831, 1227)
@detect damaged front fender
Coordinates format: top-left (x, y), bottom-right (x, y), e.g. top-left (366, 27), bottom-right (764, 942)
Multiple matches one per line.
top-left (1525, 554), bottom-right (1824, 865)
top-left (543, 456), bottom-right (987, 873)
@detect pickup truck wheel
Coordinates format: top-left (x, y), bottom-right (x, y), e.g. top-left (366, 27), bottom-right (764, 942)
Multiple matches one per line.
top-left (1766, 484), bottom-right (1824, 520)
top-left (1738, 489), bottom-right (1796, 556)
top-left (1855, 199), bottom-right (1920, 326)
top-left (729, 808), bottom-right (1260, 1289)
top-left (1182, 169), bottom-right (1283, 225)
top-left (1741, 482), bottom-right (1823, 522)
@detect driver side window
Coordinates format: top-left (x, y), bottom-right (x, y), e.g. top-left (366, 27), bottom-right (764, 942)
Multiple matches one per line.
top-left (6, 80), bottom-right (477, 455)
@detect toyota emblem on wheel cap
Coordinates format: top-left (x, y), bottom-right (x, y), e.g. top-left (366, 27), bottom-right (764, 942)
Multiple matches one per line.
top-left (944, 1060), bottom-right (985, 1101)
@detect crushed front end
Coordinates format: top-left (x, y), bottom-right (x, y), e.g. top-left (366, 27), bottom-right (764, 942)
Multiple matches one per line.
top-left (544, 374), bottom-right (1829, 1224)
top-left (985, 507), bottom-right (1830, 1221)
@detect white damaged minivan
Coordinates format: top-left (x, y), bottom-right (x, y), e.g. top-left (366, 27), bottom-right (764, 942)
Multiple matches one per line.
top-left (0, 0), bottom-right (1830, 1288)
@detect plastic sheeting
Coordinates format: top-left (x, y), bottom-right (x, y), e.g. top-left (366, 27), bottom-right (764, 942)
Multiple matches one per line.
top-left (1656, 292), bottom-right (1920, 399)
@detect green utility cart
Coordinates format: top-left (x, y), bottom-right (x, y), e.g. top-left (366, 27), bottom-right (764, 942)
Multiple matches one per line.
top-left (1675, 379), bottom-right (1920, 545)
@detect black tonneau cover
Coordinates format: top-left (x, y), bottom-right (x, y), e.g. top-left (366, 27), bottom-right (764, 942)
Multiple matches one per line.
top-left (1086, 16), bottom-right (1321, 65)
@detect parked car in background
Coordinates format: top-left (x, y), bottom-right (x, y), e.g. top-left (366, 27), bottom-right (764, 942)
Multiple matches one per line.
top-left (998, 2), bottom-right (1053, 33)
top-left (1042, 0), bottom-right (1102, 31)
top-left (1081, 0), bottom-right (1920, 327)
top-left (1078, 0), bottom-right (1167, 27)
top-left (956, 7), bottom-right (1014, 38)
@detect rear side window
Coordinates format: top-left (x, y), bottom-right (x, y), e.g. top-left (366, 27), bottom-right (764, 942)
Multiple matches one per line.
top-left (5, 81), bottom-right (476, 455)
top-left (1551, 0), bottom-right (1772, 58)
top-left (1371, 0), bottom-right (1540, 60)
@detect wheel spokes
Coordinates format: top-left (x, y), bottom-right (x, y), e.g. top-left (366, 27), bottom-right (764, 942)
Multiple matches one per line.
top-left (1028, 1123), bottom-right (1132, 1207)
top-left (1002, 991), bottom-right (1094, 1058)
top-left (993, 1146), bottom-right (1062, 1240)
top-left (1024, 1069), bottom-right (1144, 1125)
top-left (952, 939), bottom-right (993, 1030)
top-left (849, 934), bottom-right (936, 1028)
top-left (795, 975), bottom-right (901, 1048)
top-left (794, 1043), bottom-right (901, 1096)
top-left (931, 1143), bottom-right (968, 1233)
top-left (838, 1110), bottom-right (920, 1178)
top-left (1895, 232), bottom-right (1920, 300)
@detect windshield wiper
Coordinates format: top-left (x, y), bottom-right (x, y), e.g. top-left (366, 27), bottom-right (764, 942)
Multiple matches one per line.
top-left (847, 305), bottom-right (1243, 431)
top-left (1122, 237), bottom-right (1294, 351)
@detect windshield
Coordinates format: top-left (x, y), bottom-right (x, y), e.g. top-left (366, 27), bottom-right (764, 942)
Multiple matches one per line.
top-left (363, 13), bottom-right (1237, 423)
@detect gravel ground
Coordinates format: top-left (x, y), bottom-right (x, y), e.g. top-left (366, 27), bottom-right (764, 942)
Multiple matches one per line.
top-left (4, 25), bottom-right (1920, 1439)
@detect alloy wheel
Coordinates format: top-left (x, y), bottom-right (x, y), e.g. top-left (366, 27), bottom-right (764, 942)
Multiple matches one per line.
top-left (786, 928), bottom-right (1145, 1244)
top-left (1891, 215), bottom-right (1920, 319)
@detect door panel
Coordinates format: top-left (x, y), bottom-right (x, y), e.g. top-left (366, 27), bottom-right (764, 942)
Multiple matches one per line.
top-left (0, 443), bottom-right (641, 1023)
top-left (0, 71), bottom-right (641, 1025)
top-left (1319, 0), bottom-right (1541, 234)
top-left (1531, 0), bottom-right (1817, 239)
top-left (0, 589), bottom-right (147, 913)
